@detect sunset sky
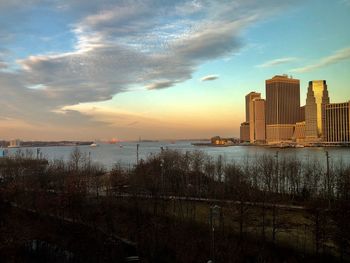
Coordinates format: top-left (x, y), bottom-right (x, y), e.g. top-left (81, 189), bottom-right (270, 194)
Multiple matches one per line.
top-left (0, 0), bottom-right (350, 141)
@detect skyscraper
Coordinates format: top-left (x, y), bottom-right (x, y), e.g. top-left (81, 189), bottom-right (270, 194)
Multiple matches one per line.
top-left (245, 92), bottom-right (261, 143)
top-left (305, 80), bottom-right (330, 140)
top-left (323, 102), bottom-right (350, 143)
top-left (265, 75), bottom-right (300, 143)
top-left (245, 92), bottom-right (261, 122)
top-left (253, 98), bottom-right (266, 143)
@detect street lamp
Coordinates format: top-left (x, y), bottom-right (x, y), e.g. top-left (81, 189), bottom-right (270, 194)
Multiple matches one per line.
top-left (209, 205), bottom-right (221, 263)
top-left (160, 159), bottom-right (164, 193)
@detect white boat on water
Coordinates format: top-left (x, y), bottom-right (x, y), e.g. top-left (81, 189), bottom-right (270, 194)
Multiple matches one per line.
top-left (295, 144), bottom-right (305, 148)
top-left (90, 143), bottom-right (98, 147)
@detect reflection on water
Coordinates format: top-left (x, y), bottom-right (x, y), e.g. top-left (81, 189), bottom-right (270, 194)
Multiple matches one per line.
top-left (4, 141), bottom-right (350, 170)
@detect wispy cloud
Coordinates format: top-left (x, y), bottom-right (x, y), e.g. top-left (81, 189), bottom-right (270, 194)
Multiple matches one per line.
top-left (128, 121), bottom-right (139, 126)
top-left (257, 57), bottom-right (297, 68)
top-left (200, 75), bottom-right (219, 82)
top-left (340, 0), bottom-right (350, 6)
top-left (0, 61), bottom-right (7, 69)
top-left (290, 47), bottom-right (350, 73)
top-left (146, 80), bottom-right (178, 90)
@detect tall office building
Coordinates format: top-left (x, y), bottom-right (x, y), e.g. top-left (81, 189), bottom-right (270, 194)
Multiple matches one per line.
top-left (265, 75), bottom-right (300, 143)
top-left (323, 102), bottom-right (350, 143)
top-left (245, 92), bottom-right (261, 143)
top-left (305, 80), bottom-right (330, 140)
top-left (246, 92), bottom-right (261, 122)
top-left (253, 98), bottom-right (266, 143)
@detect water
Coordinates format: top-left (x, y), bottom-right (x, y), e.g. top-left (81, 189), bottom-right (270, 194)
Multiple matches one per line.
top-left (3, 141), bottom-right (350, 170)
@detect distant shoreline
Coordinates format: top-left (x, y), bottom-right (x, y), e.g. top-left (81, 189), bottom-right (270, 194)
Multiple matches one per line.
top-left (2, 141), bottom-right (93, 149)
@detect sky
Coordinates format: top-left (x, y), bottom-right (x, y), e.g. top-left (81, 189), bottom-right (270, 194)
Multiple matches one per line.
top-left (0, 0), bottom-right (350, 141)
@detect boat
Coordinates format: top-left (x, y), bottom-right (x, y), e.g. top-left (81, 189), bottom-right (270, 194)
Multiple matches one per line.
top-left (295, 144), bottom-right (305, 148)
top-left (90, 143), bottom-right (98, 147)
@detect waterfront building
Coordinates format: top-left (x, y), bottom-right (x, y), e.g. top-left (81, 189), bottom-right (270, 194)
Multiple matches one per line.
top-left (9, 139), bottom-right (21, 148)
top-left (240, 122), bottom-right (250, 142)
top-left (265, 75), bottom-right (300, 143)
top-left (305, 80), bottom-right (330, 141)
top-left (246, 92), bottom-right (261, 122)
top-left (253, 98), bottom-right (266, 143)
top-left (293, 121), bottom-right (306, 142)
top-left (323, 102), bottom-right (350, 143)
top-left (245, 92), bottom-right (261, 142)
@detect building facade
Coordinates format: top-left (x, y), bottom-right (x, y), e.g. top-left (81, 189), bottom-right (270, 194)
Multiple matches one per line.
top-left (299, 106), bottom-right (305, 122)
top-left (246, 92), bottom-right (261, 122)
top-left (240, 122), bottom-right (250, 142)
top-left (253, 98), bottom-right (266, 143)
top-left (265, 75), bottom-right (300, 143)
top-left (323, 102), bottom-right (350, 143)
top-left (245, 92), bottom-right (261, 142)
top-left (305, 80), bottom-right (330, 141)
top-left (9, 139), bottom-right (21, 148)
top-left (294, 121), bottom-right (306, 142)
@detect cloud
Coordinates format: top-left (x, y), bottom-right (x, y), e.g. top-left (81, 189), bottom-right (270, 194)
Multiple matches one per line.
top-left (257, 57), bottom-right (297, 68)
top-left (0, 0), bottom-right (299, 139)
top-left (200, 75), bottom-right (219, 82)
top-left (0, 61), bottom-right (7, 69)
top-left (146, 81), bottom-right (178, 90)
top-left (15, 1), bottom-right (263, 101)
top-left (16, 1), bottom-right (280, 99)
top-left (128, 121), bottom-right (139, 126)
top-left (290, 47), bottom-right (350, 73)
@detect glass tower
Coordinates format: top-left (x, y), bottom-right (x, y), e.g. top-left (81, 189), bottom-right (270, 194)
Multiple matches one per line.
top-left (305, 80), bottom-right (329, 140)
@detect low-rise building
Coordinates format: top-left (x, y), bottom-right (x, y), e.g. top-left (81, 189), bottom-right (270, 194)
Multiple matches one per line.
top-left (239, 122), bottom-right (250, 142)
top-left (9, 139), bottom-right (21, 148)
top-left (266, 124), bottom-right (295, 143)
top-left (293, 121), bottom-right (306, 142)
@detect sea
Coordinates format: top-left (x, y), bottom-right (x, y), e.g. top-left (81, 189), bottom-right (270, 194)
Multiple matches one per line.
top-left (2, 141), bottom-right (350, 170)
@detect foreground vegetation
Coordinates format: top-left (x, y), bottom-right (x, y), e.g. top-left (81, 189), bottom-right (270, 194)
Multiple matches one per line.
top-left (0, 148), bottom-right (349, 262)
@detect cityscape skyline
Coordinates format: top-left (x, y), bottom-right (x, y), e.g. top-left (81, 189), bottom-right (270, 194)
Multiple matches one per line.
top-left (241, 75), bottom-right (350, 145)
top-left (0, 1), bottom-right (350, 141)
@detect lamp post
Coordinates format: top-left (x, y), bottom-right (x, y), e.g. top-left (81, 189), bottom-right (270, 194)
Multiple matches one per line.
top-left (325, 150), bottom-right (331, 208)
top-left (36, 148), bottom-right (41, 159)
top-left (209, 205), bottom-right (221, 263)
top-left (275, 151), bottom-right (279, 193)
top-left (160, 159), bottom-right (164, 194)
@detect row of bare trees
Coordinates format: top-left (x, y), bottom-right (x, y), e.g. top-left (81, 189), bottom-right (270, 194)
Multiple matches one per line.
top-left (1, 148), bottom-right (350, 261)
top-left (116, 149), bottom-right (350, 205)
top-left (2, 147), bottom-right (349, 205)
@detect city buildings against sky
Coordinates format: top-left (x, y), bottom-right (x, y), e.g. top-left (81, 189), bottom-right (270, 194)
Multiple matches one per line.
top-left (241, 75), bottom-right (350, 144)
top-left (0, 0), bottom-right (350, 141)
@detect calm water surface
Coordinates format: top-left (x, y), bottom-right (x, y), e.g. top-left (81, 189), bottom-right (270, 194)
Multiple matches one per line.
top-left (3, 141), bottom-right (350, 170)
